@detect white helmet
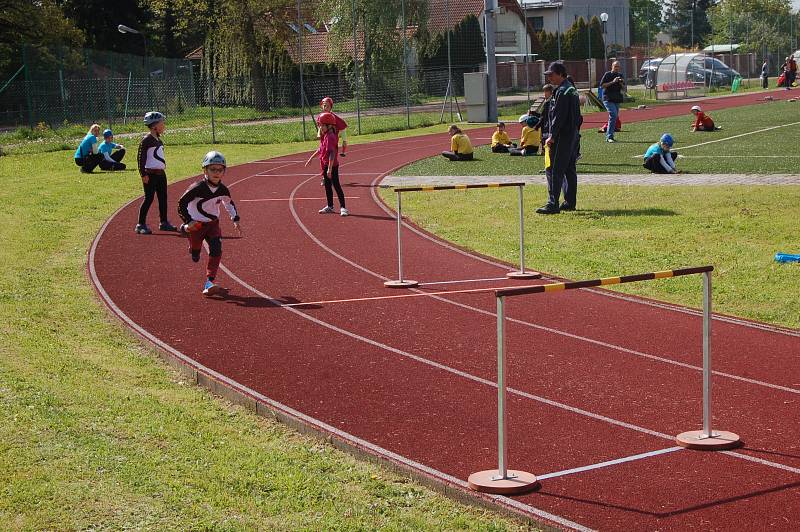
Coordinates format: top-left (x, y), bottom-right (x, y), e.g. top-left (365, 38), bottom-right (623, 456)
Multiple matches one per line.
top-left (202, 150), bottom-right (227, 168)
top-left (143, 111), bottom-right (166, 126)
top-left (690, 105), bottom-right (701, 112)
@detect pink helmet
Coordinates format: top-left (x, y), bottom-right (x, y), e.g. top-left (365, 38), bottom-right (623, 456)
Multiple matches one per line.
top-left (320, 96), bottom-right (334, 109)
top-left (317, 112), bottom-right (337, 126)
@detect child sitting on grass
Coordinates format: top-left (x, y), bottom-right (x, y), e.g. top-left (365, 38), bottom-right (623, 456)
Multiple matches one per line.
top-left (690, 105), bottom-right (721, 131)
top-left (509, 115), bottom-right (541, 156)
top-left (491, 122), bottom-right (516, 153)
top-left (643, 134), bottom-right (679, 174)
top-left (441, 125), bottom-right (474, 161)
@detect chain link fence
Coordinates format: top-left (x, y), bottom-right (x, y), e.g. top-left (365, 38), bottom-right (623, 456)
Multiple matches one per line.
top-left (0, 2), bottom-right (798, 154)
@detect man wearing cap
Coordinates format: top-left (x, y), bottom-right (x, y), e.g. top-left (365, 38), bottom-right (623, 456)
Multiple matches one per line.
top-left (537, 62), bottom-right (582, 214)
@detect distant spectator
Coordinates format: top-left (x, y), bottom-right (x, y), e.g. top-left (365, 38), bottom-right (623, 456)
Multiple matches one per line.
top-left (643, 133), bottom-right (678, 174)
top-left (441, 125), bottom-right (473, 161)
top-left (599, 61), bottom-right (625, 143)
top-left (760, 58), bottom-right (769, 89)
top-left (74, 124), bottom-right (104, 173)
top-left (98, 129), bottom-right (126, 171)
top-left (491, 122), bottom-right (516, 153)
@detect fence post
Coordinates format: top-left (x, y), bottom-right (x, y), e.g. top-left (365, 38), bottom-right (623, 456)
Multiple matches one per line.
top-left (351, 0), bottom-right (362, 134)
top-left (402, 0), bottom-right (410, 128)
top-left (209, 77), bottom-right (217, 145)
top-left (22, 45), bottom-right (34, 128)
top-left (297, 0), bottom-right (307, 141)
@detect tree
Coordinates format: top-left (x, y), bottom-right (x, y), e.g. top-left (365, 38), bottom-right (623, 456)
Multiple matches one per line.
top-left (629, 0), bottom-right (663, 45)
top-left (562, 17), bottom-right (589, 60)
top-left (60, 0), bottom-right (148, 54)
top-left (663, 0), bottom-right (715, 48)
top-left (707, 0), bottom-right (793, 55)
top-left (589, 16), bottom-right (606, 59)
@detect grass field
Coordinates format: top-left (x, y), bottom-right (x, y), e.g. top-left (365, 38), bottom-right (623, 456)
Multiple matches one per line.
top-left (389, 100), bottom-right (800, 328)
top-left (0, 128), bottom-right (535, 530)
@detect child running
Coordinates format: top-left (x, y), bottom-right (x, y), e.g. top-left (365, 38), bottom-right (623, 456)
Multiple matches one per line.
top-left (441, 125), bottom-right (474, 161)
top-left (509, 115), bottom-right (541, 156)
top-left (690, 105), bottom-right (720, 132)
top-left (98, 129), bottom-right (126, 170)
top-left (491, 122), bottom-right (516, 153)
top-left (307, 112), bottom-right (348, 216)
top-left (136, 111), bottom-right (178, 234)
top-left (643, 134), bottom-right (679, 174)
top-left (177, 151), bottom-right (242, 297)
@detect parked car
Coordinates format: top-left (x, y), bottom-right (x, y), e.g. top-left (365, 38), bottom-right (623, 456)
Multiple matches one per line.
top-left (687, 57), bottom-right (740, 87)
top-left (639, 58), bottom-right (662, 88)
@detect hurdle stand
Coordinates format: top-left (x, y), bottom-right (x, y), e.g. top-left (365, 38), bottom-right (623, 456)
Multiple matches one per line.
top-left (469, 265), bottom-right (740, 495)
top-left (384, 182), bottom-right (541, 289)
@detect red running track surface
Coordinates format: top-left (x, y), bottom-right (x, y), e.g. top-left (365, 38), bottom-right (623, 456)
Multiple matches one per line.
top-left (90, 89), bottom-right (800, 531)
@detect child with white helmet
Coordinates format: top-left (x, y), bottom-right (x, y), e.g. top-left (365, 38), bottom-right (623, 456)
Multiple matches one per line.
top-left (643, 133), bottom-right (679, 174)
top-left (177, 150), bottom-right (242, 296)
top-left (136, 111), bottom-right (178, 234)
top-left (690, 105), bottom-right (720, 131)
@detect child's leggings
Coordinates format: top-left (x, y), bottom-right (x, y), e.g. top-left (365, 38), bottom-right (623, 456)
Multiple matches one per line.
top-left (323, 165), bottom-right (346, 208)
top-left (188, 220), bottom-right (222, 281)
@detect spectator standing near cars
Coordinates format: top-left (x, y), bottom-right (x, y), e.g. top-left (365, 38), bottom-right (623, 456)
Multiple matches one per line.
top-left (599, 61), bottom-right (625, 143)
top-left (761, 58), bottom-right (769, 89)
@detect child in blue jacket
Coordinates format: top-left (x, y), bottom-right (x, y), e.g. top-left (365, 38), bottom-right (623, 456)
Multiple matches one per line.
top-left (643, 134), bottom-right (679, 174)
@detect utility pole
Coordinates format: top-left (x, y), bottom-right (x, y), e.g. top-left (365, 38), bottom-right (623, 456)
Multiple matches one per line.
top-left (484, 0), bottom-right (498, 122)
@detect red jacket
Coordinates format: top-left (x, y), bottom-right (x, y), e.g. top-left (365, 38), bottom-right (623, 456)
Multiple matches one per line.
top-left (693, 112), bottom-right (715, 129)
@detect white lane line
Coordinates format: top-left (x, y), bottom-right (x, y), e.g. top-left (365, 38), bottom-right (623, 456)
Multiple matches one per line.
top-left (255, 172), bottom-right (380, 176)
top-left (678, 155), bottom-right (800, 158)
top-left (419, 276), bottom-right (512, 286)
top-left (537, 447), bottom-right (683, 480)
top-left (241, 196), bottom-right (361, 202)
top-left (722, 450), bottom-right (800, 475)
top-left (250, 160), bottom-right (307, 163)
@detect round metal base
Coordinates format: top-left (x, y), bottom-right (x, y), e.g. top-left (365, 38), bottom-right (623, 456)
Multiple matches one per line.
top-left (384, 279), bottom-right (419, 288)
top-left (467, 470), bottom-right (539, 495)
top-left (676, 430), bottom-right (742, 450)
top-left (506, 271), bottom-right (542, 279)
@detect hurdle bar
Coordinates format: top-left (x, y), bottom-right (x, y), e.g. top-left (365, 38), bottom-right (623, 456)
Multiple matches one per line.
top-left (468, 265), bottom-right (740, 495)
top-left (384, 182), bottom-right (541, 288)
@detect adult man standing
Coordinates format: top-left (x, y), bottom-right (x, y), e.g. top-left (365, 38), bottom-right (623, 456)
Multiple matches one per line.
top-left (599, 61), bottom-right (625, 143)
top-left (537, 62), bottom-right (582, 214)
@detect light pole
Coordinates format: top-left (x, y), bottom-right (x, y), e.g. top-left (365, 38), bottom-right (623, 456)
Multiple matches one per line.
top-left (118, 24), bottom-right (152, 107)
top-left (600, 12), bottom-right (609, 68)
top-left (690, 1), bottom-right (695, 51)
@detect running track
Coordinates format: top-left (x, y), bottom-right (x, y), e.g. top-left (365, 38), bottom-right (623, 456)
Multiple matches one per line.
top-left (90, 89), bottom-right (800, 530)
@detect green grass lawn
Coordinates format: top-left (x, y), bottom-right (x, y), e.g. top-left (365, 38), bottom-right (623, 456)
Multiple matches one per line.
top-left (0, 127), bottom-right (535, 530)
top-left (389, 101), bottom-right (800, 328)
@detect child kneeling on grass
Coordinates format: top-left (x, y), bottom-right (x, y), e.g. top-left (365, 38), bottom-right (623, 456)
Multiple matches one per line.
top-left (178, 150), bottom-right (242, 297)
top-left (643, 134), bottom-right (679, 174)
top-left (491, 122), bottom-right (516, 153)
top-left (441, 125), bottom-right (474, 161)
top-left (509, 115), bottom-right (541, 156)
top-left (690, 105), bottom-right (721, 131)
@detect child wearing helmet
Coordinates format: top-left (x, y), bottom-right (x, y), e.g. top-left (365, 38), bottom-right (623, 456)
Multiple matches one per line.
top-left (135, 111), bottom-right (177, 234)
top-left (98, 129), bottom-right (126, 171)
top-left (319, 97), bottom-right (348, 156)
top-left (509, 114), bottom-right (541, 156)
top-left (307, 112), bottom-right (349, 216)
top-left (690, 105), bottom-right (720, 132)
top-left (177, 150), bottom-right (242, 296)
top-left (441, 125), bottom-right (474, 161)
top-left (643, 134), bottom-right (679, 174)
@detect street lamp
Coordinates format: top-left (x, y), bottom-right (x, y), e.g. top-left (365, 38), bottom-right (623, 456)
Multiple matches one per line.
top-left (600, 12), bottom-right (609, 67)
top-left (118, 24), bottom-right (148, 66)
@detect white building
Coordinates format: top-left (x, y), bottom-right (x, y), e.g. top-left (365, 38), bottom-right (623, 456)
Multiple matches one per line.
top-left (521, 0), bottom-right (631, 49)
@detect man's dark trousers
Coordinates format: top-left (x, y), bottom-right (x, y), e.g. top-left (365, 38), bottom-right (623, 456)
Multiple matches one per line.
top-left (547, 132), bottom-right (578, 208)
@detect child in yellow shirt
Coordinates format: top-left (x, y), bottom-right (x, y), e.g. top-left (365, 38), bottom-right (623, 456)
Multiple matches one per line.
top-left (441, 125), bottom-right (474, 161)
top-left (509, 115), bottom-right (541, 156)
top-left (491, 121), bottom-right (516, 153)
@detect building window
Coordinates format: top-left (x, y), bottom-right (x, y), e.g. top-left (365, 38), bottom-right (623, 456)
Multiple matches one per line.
top-left (496, 31), bottom-right (517, 47)
top-left (528, 16), bottom-right (544, 32)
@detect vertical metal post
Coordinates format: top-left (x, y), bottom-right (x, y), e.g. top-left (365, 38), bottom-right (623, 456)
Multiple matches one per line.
top-left (517, 185), bottom-right (525, 273)
top-left (484, 0), bottom-right (498, 122)
top-left (297, 0), bottom-right (307, 141)
top-left (352, 0), bottom-right (362, 134)
top-left (587, 6), bottom-right (592, 60)
top-left (495, 295), bottom-right (508, 479)
top-left (22, 45), bottom-right (34, 128)
top-left (209, 78), bottom-right (217, 144)
top-left (702, 270), bottom-right (713, 438)
top-left (446, 0), bottom-right (453, 121)
top-left (402, 0), bottom-right (410, 128)
top-left (396, 191), bottom-right (404, 282)
top-left (123, 72), bottom-right (132, 125)
top-left (557, 5), bottom-right (562, 60)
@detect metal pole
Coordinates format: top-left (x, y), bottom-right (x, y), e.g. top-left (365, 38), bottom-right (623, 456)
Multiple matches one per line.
top-left (522, 2), bottom-right (530, 106)
top-left (297, 0), bottom-right (307, 141)
top-left (587, 6), bottom-right (592, 60)
top-left (396, 191), bottom-right (404, 283)
top-left (352, 0), bottom-right (362, 134)
top-left (402, 0), bottom-right (410, 128)
top-left (485, 0), bottom-right (498, 122)
top-left (517, 185), bottom-right (525, 273)
top-left (209, 78), bottom-right (217, 144)
top-left (124, 72), bottom-right (132, 124)
top-left (495, 295), bottom-right (508, 479)
top-left (557, 5), bottom-right (562, 60)
top-left (446, 0), bottom-right (453, 121)
top-left (702, 270), bottom-right (713, 438)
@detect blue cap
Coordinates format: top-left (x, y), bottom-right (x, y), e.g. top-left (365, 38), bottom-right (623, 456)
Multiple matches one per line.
top-left (660, 133), bottom-right (674, 147)
top-left (102, 129), bottom-right (113, 138)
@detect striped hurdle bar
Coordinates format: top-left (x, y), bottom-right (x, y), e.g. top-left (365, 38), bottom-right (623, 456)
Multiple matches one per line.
top-left (468, 265), bottom-right (740, 496)
top-left (384, 182), bottom-right (541, 288)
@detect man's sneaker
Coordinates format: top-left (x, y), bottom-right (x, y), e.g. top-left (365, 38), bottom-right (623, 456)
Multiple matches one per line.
top-left (559, 202), bottom-right (576, 211)
top-left (606, 138), bottom-right (616, 143)
top-left (159, 221), bottom-right (178, 232)
top-left (340, 208), bottom-right (349, 217)
top-left (134, 224), bottom-right (152, 234)
top-left (318, 206), bottom-right (334, 214)
top-left (202, 280), bottom-right (224, 296)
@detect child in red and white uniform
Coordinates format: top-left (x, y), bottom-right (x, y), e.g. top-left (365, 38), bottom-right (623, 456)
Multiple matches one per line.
top-left (319, 96), bottom-right (348, 156)
top-left (690, 105), bottom-right (720, 132)
top-left (307, 112), bottom-right (348, 216)
top-left (177, 151), bottom-right (242, 296)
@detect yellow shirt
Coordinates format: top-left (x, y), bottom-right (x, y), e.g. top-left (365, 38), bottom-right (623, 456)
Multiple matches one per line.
top-left (519, 127), bottom-right (541, 148)
top-left (491, 130), bottom-right (512, 147)
top-left (450, 133), bottom-right (473, 154)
